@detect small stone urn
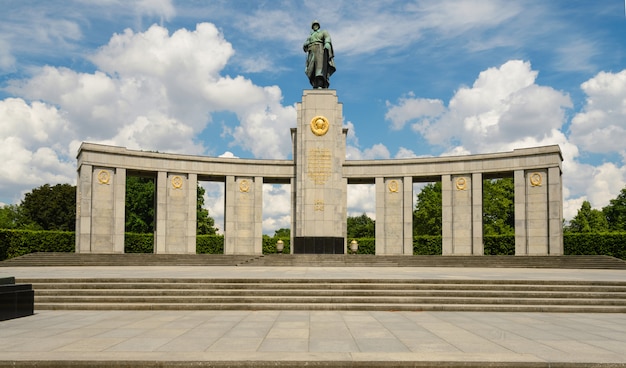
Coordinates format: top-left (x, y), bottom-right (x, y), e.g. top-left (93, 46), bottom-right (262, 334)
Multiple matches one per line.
top-left (349, 240), bottom-right (358, 254)
top-left (276, 240), bottom-right (284, 254)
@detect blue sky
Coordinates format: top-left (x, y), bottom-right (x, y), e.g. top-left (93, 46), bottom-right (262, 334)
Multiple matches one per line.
top-left (1, 1), bottom-right (625, 234)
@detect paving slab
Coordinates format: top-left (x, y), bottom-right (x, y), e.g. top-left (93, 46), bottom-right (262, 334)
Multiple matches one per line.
top-left (0, 266), bottom-right (625, 367)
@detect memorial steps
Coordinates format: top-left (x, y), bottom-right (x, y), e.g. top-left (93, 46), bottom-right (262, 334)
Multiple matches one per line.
top-left (2, 252), bottom-right (626, 269)
top-left (3, 253), bottom-right (625, 313)
top-left (16, 277), bottom-right (626, 313)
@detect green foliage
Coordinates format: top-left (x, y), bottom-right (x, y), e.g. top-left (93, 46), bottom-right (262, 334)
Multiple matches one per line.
top-left (262, 235), bottom-right (291, 254)
top-left (20, 184), bottom-right (76, 231)
top-left (197, 235), bottom-right (224, 254)
top-left (564, 232), bottom-right (626, 260)
top-left (483, 178), bottom-right (514, 235)
top-left (484, 235), bottom-right (515, 255)
top-left (603, 188), bottom-right (626, 232)
top-left (2, 229), bottom-right (625, 260)
top-left (197, 185), bottom-right (218, 235)
top-left (347, 213), bottom-right (375, 238)
top-left (565, 201), bottom-right (609, 233)
top-left (0, 204), bottom-right (22, 229)
top-left (0, 229), bottom-right (74, 260)
top-left (351, 238), bottom-right (375, 254)
top-left (124, 233), bottom-right (154, 253)
top-left (273, 228), bottom-right (291, 238)
top-left (413, 235), bottom-right (442, 255)
top-left (125, 176), bottom-right (155, 233)
top-left (413, 182), bottom-right (442, 236)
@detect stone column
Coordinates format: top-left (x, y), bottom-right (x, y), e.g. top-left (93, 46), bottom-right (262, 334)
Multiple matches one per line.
top-left (515, 169), bottom-right (552, 255)
top-left (441, 174), bottom-right (452, 255)
top-left (375, 177), bottom-right (412, 255)
top-left (292, 89), bottom-right (347, 253)
top-left (442, 174), bottom-right (475, 255)
top-left (224, 176), bottom-right (263, 254)
top-left (76, 166), bottom-right (125, 253)
top-left (472, 173), bottom-right (483, 255)
top-left (514, 170), bottom-right (527, 255)
top-left (75, 164), bottom-right (92, 253)
top-left (154, 172), bottom-right (197, 254)
top-left (548, 167), bottom-right (563, 255)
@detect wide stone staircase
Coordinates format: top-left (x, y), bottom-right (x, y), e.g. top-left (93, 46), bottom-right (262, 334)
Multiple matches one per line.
top-left (16, 277), bottom-right (626, 313)
top-left (4, 253), bottom-right (626, 313)
top-left (3, 252), bottom-right (626, 269)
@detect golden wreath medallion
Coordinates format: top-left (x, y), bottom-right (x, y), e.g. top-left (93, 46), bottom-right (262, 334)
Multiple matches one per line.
top-left (97, 170), bottom-right (110, 185)
top-left (530, 172), bottom-right (542, 187)
top-left (388, 180), bottom-right (399, 193)
top-left (455, 177), bottom-right (467, 191)
top-left (239, 179), bottom-right (250, 193)
top-left (310, 116), bottom-right (329, 136)
top-left (171, 176), bottom-right (183, 189)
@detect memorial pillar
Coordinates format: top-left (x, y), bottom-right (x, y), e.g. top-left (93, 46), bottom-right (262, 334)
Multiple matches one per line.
top-left (515, 169), bottom-right (555, 255)
top-left (442, 174), bottom-right (477, 255)
top-left (472, 173), bottom-right (484, 255)
top-left (154, 172), bottom-right (197, 254)
top-left (292, 89), bottom-right (347, 253)
top-left (224, 176), bottom-right (263, 254)
top-left (548, 167), bottom-right (564, 255)
top-left (76, 166), bottom-right (125, 253)
top-left (375, 177), bottom-right (413, 255)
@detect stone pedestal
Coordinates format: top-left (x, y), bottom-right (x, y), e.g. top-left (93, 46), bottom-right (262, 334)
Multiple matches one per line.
top-left (291, 90), bottom-right (347, 253)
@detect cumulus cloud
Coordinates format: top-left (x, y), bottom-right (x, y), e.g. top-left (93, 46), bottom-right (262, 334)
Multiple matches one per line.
top-left (0, 22), bottom-right (302, 206)
top-left (383, 60), bottom-right (623, 220)
top-left (570, 70), bottom-right (626, 155)
top-left (0, 99), bottom-right (75, 200)
top-left (6, 23), bottom-right (298, 158)
top-left (386, 60), bottom-right (573, 156)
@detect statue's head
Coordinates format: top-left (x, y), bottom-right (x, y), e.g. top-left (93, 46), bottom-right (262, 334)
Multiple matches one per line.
top-left (311, 20), bottom-right (320, 30)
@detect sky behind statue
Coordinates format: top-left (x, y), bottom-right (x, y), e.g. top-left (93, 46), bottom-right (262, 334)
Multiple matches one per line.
top-left (0, 1), bottom-right (625, 234)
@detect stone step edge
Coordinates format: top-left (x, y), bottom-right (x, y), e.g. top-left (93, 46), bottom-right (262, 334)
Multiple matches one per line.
top-left (33, 303), bottom-right (626, 313)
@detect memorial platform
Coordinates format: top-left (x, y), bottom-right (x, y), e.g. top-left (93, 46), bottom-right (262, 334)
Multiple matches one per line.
top-left (0, 260), bottom-right (625, 367)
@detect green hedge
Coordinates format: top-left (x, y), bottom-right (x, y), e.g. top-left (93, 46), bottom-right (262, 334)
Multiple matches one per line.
top-left (0, 229), bottom-right (75, 260)
top-left (125, 233), bottom-right (153, 253)
top-left (262, 237), bottom-right (291, 254)
top-left (484, 235), bottom-right (515, 255)
top-left (1, 229), bottom-right (625, 260)
top-left (197, 235), bottom-right (224, 254)
top-left (564, 233), bottom-right (626, 260)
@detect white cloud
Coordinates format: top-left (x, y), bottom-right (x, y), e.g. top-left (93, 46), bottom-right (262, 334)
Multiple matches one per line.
top-left (385, 94), bottom-right (444, 131)
top-left (570, 70), bottom-right (626, 155)
top-left (0, 99), bottom-right (76, 199)
top-left (262, 184), bottom-right (291, 234)
top-left (347, 184), bottom-right (376, 219)
top-left (387, 60), bottom-right (573, 154)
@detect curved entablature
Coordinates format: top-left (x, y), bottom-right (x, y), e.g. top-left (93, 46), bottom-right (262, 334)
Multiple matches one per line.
top-left (78, 142), bottom-right (562, 182)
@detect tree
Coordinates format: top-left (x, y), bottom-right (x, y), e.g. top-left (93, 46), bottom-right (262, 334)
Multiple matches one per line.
top-left (347, 213), bottom-right (375, 238)
top-left (273, 228), bottom-right (290, 237)
top-left (565, 200), bottom-right (609, 233)
top-left (0, 204), bottom-right (22, 229)
top-left (20, 183), bottom-right (76, 231)
top-left (483, 178), bottom-right (514, 235)
top-left (603, 187), bottom-right (626, 232)
top-left (413, 182), bottom-right (442, 236)
top-left (197, 185), bottom-right (218, 235)
top-left (125, 176), bottom-right (155, 233)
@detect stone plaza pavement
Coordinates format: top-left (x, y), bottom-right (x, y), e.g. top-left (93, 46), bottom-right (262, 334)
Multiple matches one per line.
top-left (1, 266), bottom-right (625, 367)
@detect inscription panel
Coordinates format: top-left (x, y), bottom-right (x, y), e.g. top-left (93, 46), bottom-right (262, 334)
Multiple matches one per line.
top-left (307, 148), bottom-right (332, 185)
